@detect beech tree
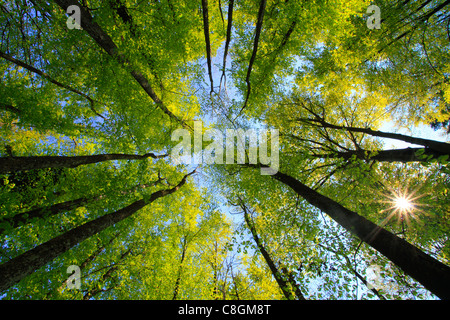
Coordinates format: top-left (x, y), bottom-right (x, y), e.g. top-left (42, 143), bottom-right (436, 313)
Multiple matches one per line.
top-left (1, 0), bottom-right (450, 300)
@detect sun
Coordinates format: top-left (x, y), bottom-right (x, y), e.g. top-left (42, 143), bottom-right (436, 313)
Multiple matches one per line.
top-left (376, 183), bottom-right (427, 229)
top-left (389, 188), bottom-right (421, 218)
top-left (386, 189), bottom-right (419, 222)
top-left (394, 197), bottom-right (413, 211)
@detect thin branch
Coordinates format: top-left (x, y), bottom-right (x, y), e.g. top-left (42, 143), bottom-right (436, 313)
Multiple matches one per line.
top-left (52, 0), bottom-right (191, 130)
top-left (0, 50), bottom-right (105, 119)
top-left (319, 244), bottom-right (386, 300)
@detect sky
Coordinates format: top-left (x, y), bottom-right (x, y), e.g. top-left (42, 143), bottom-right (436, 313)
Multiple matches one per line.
top-left (380, 122), bottom-right (449, 149)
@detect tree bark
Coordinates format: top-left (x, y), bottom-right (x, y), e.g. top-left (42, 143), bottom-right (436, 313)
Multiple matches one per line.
top-left (201, 0), bottom-right (214, 94)
top-left (0, 170), bottom-right (194, 292)
top-left (303, 118), bottom-right (450, 155)
top-left (313, 147), bottom-right (444, 162)
top-left (236, 0), bottom-right (266, 117)
top-left (172, 236), bottom-right (188, 300)
top-left (272, 170), bottom-right (450, 300)
top-left (0, 152), bottom-right (167, 174)
top-left (0, 197), bottom-right (92, 235)
top-left (280, 266), bottom-right (305, 300)
top-left (220, 0), bottom-right (234, 86)
top-left (241, 199), bottom-right (305, 300)
top-left (52, 0), bottom-right (190, 130)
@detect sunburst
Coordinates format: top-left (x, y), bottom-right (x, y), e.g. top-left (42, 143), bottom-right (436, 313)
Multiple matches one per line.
top-left (394, 197), bottom-right (413, 212)
top-left (388, 191), bottom-right (417, 224)
top-left (377, 183), bottom-right (427, 229)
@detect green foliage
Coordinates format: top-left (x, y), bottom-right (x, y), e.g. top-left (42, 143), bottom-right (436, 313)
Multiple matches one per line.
top-left (0, 0), bottom-right (449, 300)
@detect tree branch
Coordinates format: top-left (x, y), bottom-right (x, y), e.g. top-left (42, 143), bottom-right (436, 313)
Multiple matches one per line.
top-left (52, 0), bottom-right (191, 130)
top-left (0, 49), bottom-right (105, 119)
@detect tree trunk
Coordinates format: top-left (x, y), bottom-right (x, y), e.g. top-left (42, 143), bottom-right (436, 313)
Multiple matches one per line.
top-left (0, 171), bottom-right (194, 292)
top-left (0, 152), bottom-right (167, 174)
top-left (272, 170), bottom-right (450, 300)
top-left (237, 0), bottom-right (266, 117)
top-left (201, 0), bottom-right (214, 93)
top-left (172, 236), bottom-right (188, 300)
top-left (220, 0), bottom-right (234, 85)
top-left (52, 0), bottom-right (190, 130)
top-left (1, 179), bottom-right (163, 235)
top-left (210, 241), bottom-right (221, 300)
top-left (241, 199), bottom-right (305, 300)
top-left (305, 119), bottom-right (450, 155)
top-left (0, 197), bottom-right (91, 236)
top-left (46, 234), bottom-right (117, 299)
top-left (280, 267), bottom-right (305, 300)
top-left (314, 147), bottom-right (444, 162)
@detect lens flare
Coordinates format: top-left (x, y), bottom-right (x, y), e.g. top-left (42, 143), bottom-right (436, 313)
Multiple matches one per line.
top-left (388, 190), bottom-right (419, 219)
top-left (394, 197), bottom-right (412, 211)
top-left (376, 183), bottom-right (427, 229)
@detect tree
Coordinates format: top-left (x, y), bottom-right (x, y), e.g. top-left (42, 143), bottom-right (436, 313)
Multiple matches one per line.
top-left (0, 170), bottom-right (194, 292)
top-left (238, 197), bottom-right (305, 300)
top-left (0, 151), bottom-right (167, 174)
top-left (271, 169), bottom-right (450, 300)
top-left (1, 0), bottom-right (450, 300)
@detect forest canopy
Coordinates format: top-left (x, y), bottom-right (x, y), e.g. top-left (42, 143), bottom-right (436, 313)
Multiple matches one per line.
top-left (0, 0), bottom-right (450, 300)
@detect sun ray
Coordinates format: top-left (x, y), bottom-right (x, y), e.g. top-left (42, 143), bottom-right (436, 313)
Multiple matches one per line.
top-left (370, 175), bottom-right (430, 232)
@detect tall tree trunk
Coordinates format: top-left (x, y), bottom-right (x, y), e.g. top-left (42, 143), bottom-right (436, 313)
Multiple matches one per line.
top-left (52, 0), bottom-right (191, 130)
top-left (0, 170), bottom-right (194, 292)
top-left (241, 199), bottom-right (305, 300)
top-left (230, 265), bottom-right (240, 300)
top-left (280, 267), bottom-right (305, 300)
top-left (0, 152), bottom-right (167, 174)
top-left (272, 170), bottom-right (450, 300)
top-left (0, 179), bottom-right (163, 235)
top-left (0, 196), bottom-right (91, 236)
top-left (220, 0), bottom-right (234, 87)
top-left (201, 0), bottom-right (214, 94)
top-left (302, 118), bottom-right (450, 155)
top-left (45, 234), bottom-right (118, 299)
top-left (210, 241), bottom-right (220, 300)
top-left (236, 0), bottom-right (266, 118)
top-left (172, 236), bottom-right (188, 300)
top-left (313, 147), bottom-right (444, 162)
